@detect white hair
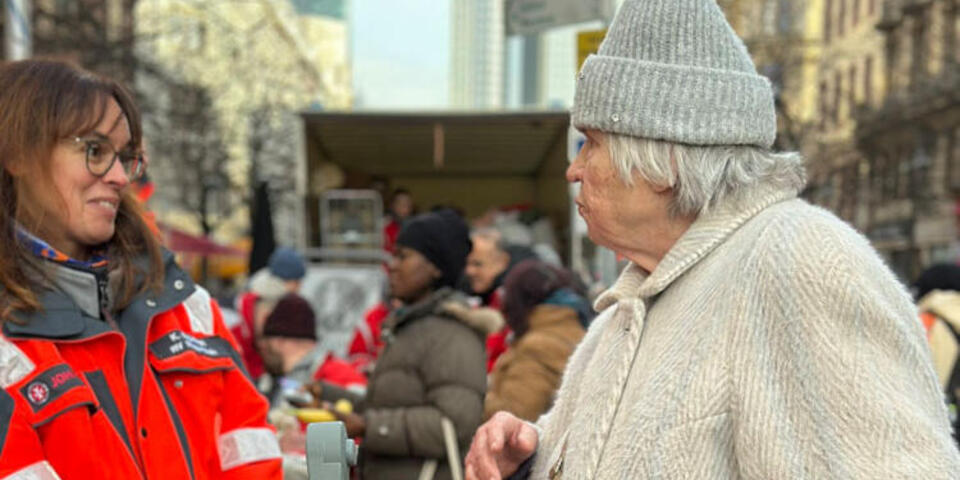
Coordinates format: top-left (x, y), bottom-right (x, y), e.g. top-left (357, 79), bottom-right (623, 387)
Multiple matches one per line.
top-left (605, 133), bottom-right (807, 217)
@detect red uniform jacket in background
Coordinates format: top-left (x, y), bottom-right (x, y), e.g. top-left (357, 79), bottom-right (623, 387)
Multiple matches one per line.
top-left (231, 291), bottom-right (265, 380)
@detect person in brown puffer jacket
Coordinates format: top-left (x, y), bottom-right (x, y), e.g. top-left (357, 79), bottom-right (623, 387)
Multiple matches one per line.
top-left (484, 259), bottom-right (591, 422)
top-left (315, 209), bottom-right (502, 480)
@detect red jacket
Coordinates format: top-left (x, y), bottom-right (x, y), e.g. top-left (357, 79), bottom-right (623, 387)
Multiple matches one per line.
top-left (313, 354), bottom-right (368, 390)
top-left (230, 291), bottom-right (265, 379)
top-left (347, 302), bottom-right (390, 372)
top-left (0, 253), bottom-right (282, 479)
top-left (483, 288), bottom-right (511, 372)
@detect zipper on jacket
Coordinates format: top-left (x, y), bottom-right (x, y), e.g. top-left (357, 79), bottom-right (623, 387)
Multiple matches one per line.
top-left (96, 271), bottom-right (109, 317)
top-left (96, 271), bottom-right (123, 331)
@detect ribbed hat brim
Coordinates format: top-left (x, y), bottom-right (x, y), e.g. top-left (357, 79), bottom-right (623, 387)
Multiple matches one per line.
top-left (572, 54), bottom-right (777, 148)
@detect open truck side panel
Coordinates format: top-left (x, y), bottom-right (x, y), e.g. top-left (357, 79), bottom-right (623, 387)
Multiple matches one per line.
top-left (300, 111), bottom-right (573, 261)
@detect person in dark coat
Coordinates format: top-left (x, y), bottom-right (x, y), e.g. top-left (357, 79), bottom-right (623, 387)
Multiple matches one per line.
top-left (316, 210), bottom-right (501, 480)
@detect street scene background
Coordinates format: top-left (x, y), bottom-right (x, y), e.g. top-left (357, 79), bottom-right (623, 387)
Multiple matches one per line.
top-left (2, 0), bottom-right (958, 336)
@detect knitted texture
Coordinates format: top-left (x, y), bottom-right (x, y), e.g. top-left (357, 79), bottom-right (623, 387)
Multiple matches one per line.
top-left (263, 293), bottom-right (316, 340)
top-left (572, 0), bottom-right (777, 148)
top-left (529, 183), bottom-right (960, 478)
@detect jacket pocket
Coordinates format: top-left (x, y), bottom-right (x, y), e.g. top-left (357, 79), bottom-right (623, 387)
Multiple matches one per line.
top-left (147, 344), bottom-right (231, 476)
top-left (147, 329), bottom-right (236, 374)
top-left (147, 332), bottom-right (233, 438)
top-left (148, 343), bottom-right (230, 407)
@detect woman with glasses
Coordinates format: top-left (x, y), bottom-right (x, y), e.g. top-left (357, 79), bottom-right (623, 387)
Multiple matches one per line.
top-left (0, 60), bottom-right (282, 479)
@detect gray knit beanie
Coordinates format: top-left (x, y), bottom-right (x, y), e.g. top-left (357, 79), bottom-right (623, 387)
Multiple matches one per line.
top-left (572, 0), bottom-right (777, 148)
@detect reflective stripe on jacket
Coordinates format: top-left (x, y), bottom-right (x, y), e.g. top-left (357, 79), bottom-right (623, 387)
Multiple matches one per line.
top-left (0, 251), bottom-right (281, 479)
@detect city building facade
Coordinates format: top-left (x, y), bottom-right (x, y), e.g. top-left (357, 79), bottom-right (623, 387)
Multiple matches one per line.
top-left (2, 0), bottom-right (136, 79)
top-left (855, 0), bottom-right (959, 279)
top-left (721, 0), bottom-right (821, 153)
top-left (451, 0), bottom-right (505, 109)
top-left (134, 0), bottom-right (352, 248)
top-left (803, 0), bottom-right (886, 240)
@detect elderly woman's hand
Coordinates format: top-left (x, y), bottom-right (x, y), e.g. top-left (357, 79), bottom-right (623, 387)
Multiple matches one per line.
top-left (465, 411), bottom-right (538, 480)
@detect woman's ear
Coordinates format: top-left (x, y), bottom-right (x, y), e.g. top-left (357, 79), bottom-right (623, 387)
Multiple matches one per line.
top-left (650, 183), bottom-right (672, 194)
top-left (428, 263), bottom-right (443, 281)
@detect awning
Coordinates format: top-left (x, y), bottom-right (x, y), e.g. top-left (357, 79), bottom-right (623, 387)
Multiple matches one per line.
top-left (300, 110), bottom-right (571, 176)
top-left (159, 224), bottom-right (246, 257)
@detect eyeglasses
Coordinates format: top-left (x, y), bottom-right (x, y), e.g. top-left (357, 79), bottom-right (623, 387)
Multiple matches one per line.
top-left (70, 136), bottom-right (145, 180)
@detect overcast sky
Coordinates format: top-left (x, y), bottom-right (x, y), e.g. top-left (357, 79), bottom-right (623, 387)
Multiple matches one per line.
top-left (350, 0), bottom-right (451, 110)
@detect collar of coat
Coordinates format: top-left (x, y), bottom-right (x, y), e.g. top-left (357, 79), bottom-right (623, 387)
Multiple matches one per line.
top-left (388, 287), bottom-right (504, 336)
top-left (4, 249), bottom-right (195, 340)
top-left (595, 182), bottom-right (800, 311)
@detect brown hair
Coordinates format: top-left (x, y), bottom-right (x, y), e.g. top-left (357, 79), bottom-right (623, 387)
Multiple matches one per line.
top-left (0, 59), bottom-right (164, 324)
top-left (501, 259), bottom-right (580, 337)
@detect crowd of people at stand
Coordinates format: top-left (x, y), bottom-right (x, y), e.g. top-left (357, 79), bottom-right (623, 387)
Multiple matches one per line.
top-left (230, 201), bottom-right (593, 479)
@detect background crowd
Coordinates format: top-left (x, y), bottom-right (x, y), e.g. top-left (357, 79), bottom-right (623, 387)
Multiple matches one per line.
top-left (231, 193), bottom-right (593, 479)
top-left (4, 0), bottom-right (960, 478)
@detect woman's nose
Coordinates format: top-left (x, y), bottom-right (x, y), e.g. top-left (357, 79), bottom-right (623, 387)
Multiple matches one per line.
top-left (102, 156), bottom-right (132, 187)
top-left (566, 158), bottom-right (583, 183)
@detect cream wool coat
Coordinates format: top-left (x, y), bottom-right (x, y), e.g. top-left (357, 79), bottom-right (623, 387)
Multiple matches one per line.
top-left (529, 184), bottom-right (960, 479)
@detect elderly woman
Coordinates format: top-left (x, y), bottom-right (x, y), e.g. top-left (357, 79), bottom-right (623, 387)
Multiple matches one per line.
top-left (0, 60), bottom-right (280, 478)
top-left (465, 0), bottom-right (960, 479)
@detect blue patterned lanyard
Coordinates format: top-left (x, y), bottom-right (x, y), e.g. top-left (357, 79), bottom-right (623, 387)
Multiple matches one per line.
top-left (15, 227), bottom-right (108, 270)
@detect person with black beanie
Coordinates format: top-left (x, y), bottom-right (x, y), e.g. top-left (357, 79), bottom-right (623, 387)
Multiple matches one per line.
top-left (316, 209), bottom-right (502, 480)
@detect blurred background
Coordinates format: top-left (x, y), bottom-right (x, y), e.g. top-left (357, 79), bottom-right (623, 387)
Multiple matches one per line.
top-left (3, 0), bottom-right (957, 292)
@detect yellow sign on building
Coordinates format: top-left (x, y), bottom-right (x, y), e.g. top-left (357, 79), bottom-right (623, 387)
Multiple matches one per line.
top-left (577, 29), bottom-right (607, 71)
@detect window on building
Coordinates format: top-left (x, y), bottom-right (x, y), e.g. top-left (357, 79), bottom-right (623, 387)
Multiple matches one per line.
top-left (56, 0), bottom-right (78, 15)
top-left (778, 0), bottom-right (794, 33)
top-left (897, 151), bottom-right (911, 199)
top-left (762, 0), bottom-right (777, 35)
top-left (872, 154), bottom-right (885, 200)
top-left (911, 132), bottom-right (934, 204)
top-left (762, 63), bottom-right (784, 95)
top-left (834, 70), bottom-right (843, 124)
top-left (885, 154), bottom-right (896, 199)
top-left (946, 3), bottom-right (957, 66)
top-left (950, 129), bottom-right (960, 192)
top-left (839, 166), bottom-right (858, 221)
top-left (911, 8), bottom-right (928, 85)
top-left (824, 0), bottom-right (833, 43)
top-left (819, 80), bottom-right (829, 130)
top-left (849, 64), bottom-right (858, 113)
top-left (839, 0), bottom-right (847, 37)
top-left (881, 154), bottom-right (896, 199)
top-left (864, 56), bottom-right (874, 106)
top-left (852, 0), bottom-right (861, 26)
top-left (868, 0), bottom-right (876, 16)
top-left (885, 35), bottom-right (898, 93)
